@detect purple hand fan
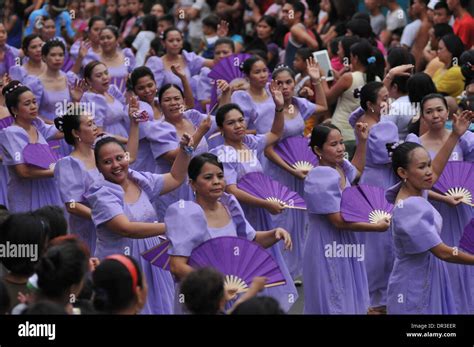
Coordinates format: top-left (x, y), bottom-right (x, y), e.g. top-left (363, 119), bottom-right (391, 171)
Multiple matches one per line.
top-left (341, 185), bottom-right (394, 224)
top-left (141, 237), bottom-right (171, 271)
top-left (188, 236), bottom-right (286, 295)
top-left (23, 143), bottom-right (61, 169)
top-left (433, 161), bottom-right (474, 207)
top-left (208, 53), bottom-right (251, 108)
top-left (459, 219), bottom-right (474, 254)
top-left (274, 136), bottom-right (318, 172)
top-left (237, 172), bottom-right (306, 210)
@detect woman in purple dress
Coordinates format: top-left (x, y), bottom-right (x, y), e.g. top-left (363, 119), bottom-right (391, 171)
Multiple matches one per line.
top-left (0, 89), bottom-right (12, 208)
top-left (0, 81), bottom-right (63, 212)
top-left (70, 16), bottom-right (105, 75)
top-left (385, 109), bottom-right (474, 314)
top-left (165, 153), bottom-right (292, 314)
top-left (303, 123), bottom-right (390, 314)
top-left (209, 86), bottom-right (298, 311)
top-left (9, 34), bottom-right (46, 83)
top-left (349, 82), bottom-right (399, 314)
top-left (85, 134), bottom-right (192, 314)
top-left (405, 94), bottom-right (474, 314)
top-left (263, 62), bottom-right (327, 281)
top-left (0, 23), bottom-right (19, 78)
top-left (145, 27), bottom-right (213, 107)
top-left (25, 39), bottom-right (84, 157)
top-left (97, 25), bottom-right (135, 94)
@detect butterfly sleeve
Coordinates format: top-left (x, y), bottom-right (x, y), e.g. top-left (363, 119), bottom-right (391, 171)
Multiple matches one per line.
top-left (304, 166), bottom-right (341, 214)
top-left (405, 133), bottom-right (421, 144)
top-left (129, 169), bottom-right (165, 202)
top-left (196, 67), bottom-right (212, 102)
top-left (84, 180), bottom-right (125, 228)
top-left (367, 122), bottom-right (399, 165)
top-left (165, 201), bottom-right (208, 256)
top-left (231, 91), bottom-right (256, 126)
top-left (108, 84), bottom-right (127, 105)
top-left (211, 146), bottom-right (239, 185)
top-left (81, 92), bottom-right (106, 128)
top-left (145, 56), bottom-right (165, 89)
top-left (459, 131), bottom-right (474, 162)
top-left (184, 109), bottom-right (217, 136)
top-left (348, 106), bottom-right (365, 128)
top-left (294, 97), bottom-right (317, 121)
top-left (392, 197), bottom-right (442, 254)
top-left (182, 50), bottom-right (205, 76)
top-left (8, 65), bottom-right (27, 83)
top-left (225, 193), bottom-right (257, 241)
top-left (0, 127), bottom-right (28, 165)
top-left (54, 157), bottom-right (86, 204)
top-left (341, 159), bottom-right (358, 184)
top-left (32, 117), bottom-right (58, 141)
top-left (24, 75), bottom-right (43, 105)
top-left (147, 120), bottom-right (180, 160)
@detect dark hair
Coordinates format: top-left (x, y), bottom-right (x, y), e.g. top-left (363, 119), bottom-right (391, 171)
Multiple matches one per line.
top-left (459, 0), bottom-right (470, 8)
top-left (460, 50), bottom-right (474, 82)
top-left (0, 281), bottom-right (11, 315)
top-left (101, 25), bottom-right (120, 39)
top-left (340, 36), bottom-right (360, 63)
top-left (202, 14), bottom-right (219, 31)
top-left (0, 213), bottom-right (49, 276)
top-left (158, 83), bottom-right (184, 102)
top-left (94, 136), bottom-right (127, 166)
top-left (241, 55), bottom-right (266, 76)
top-left (440, 34), bottom-right (465, 65)
top-left (22, 300), bottom-right (68, 315)
top-left (258, 15), bottom-right (277, 30)
top-left (180, 267), bottom-right (224, 315)
top-left (188, 153), bottom-right (224, 180)
top-left (83, 60), bottom-right (106, 81)
top-left (287, 0), bottom-right (306, 22)
top-left (0, 205), bottom-right (9, 226)
top-left (88, 15), bottom-right (106, 29)
top-left (54, 112), bottom-right (82, 145)
top-left (386, 141), bottom-right (425, 178)
top-left (420, 93), bottom-right (449, 115)
top-left (351, 12), bottom-right (370, 23)
top-left (346, 19), bottom-right (375, 42)
top-left (215, 37), bottom-right (235, 53)
top-left (433, 23), bottom-right (453, 40)
top-left (130, 66), bottom-right (156, 90)
top-left (309, 124), bottom-right (342, 153)
top-left (295, 47), bottom-right (314, 61)
top-left (41, 38), bottom-right (65, 56)
top-left (329, 37), bottom-right (341, 57)
top-left (33, 206), bottom-right (68, 240)
top-left (231, 296), bottom-right (284, 315)
top-left (407, 73), bottom-right (437, 103)
top-left (350, 39), bottom-right (384, 82)
top-left (157, 14), bottom-right (175, 25)
top-left (355, 81), bottom-right (384, 111)
top-left (272, 65), bottom-right (296, 80)
top-left (149, 37), bottom-right (164, 57)
top-left (162, 27), bottom-right (182, 41)
top-left (36, 242), bottom-right (89, 300)
top-left (22, 34), bottom-right (42, 56)
top-left (216, 103), bottom-right (244, 127)
top-left (92, 256), bottom-right (143, 313)
top-left (1, 81), bottom-right (32, 116)
top-left (387, 46), bottom-right (415, 69)
top-left (141, 14), bottom-right (158, 32)
top-left (434, 0), bottom-right (451, 13)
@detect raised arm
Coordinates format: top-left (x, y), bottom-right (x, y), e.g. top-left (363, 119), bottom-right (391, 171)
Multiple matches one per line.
top-left (171, 64), bottom-right (195, 110)
top-left (264, 80), bottom-right (285, 147)
top-left (161, 133), bottom-right (194, 194)
top-left (326, 212), bottom-right (389, 232)
top-left (350, 122), bottom-right (369, 177)
top-left (105, 214), bottom-right (166, 238)
top-left (306, 57), bottom-right (328, 113)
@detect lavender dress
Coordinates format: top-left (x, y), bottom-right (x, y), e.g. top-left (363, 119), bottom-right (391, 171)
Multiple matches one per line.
top-left (69, 41), bottom-right (101, 75)
top-left (81, 85), bottom-right (129, 139)
top-left (350, 115), bottom-right (400, 309)
top-left (85, 170), bottom-right (175, 314)
top-left (0, 116), bottom-right (13, 208)
top-left (54, 156), bottom-right (102, 255)
top-left (231, 88), bottom-right (276, 134)
top-left (25, 71), bottom-right (79, 157)
top-left (107, 48), bottom-right (135, 93)
top-left (303, 161), bottom-right (370, 314)
top-left (165, 193), bottom-right (257, 314)
top-left (210, 135), bottom-right (298, 312)
top-left (406, 132), bottom-right (474, 314)
top-left (266, 97), bottom-right (316, 279)
top-left (386, 183), bottom-right (457, 314)
top-left (0, 44), bottom-right (20, 77)
top-left (0, 118), bottom-right (62, 212)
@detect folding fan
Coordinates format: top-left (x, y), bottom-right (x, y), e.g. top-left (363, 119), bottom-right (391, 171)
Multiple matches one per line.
top-left (208, 53), bottom-right (251, 108)
top-left (237, 172), bottom-right (306, 210)
top-left (141, 237), bottom-right (171, 271)
top-left (459, 219), bottom-right (474, 254)
top-left (188, 236), bottom-right (286, 296)
top-left (341, 185), bottom-right (394, 224)
top-left (433, 161), bottom-right (474, 207)
top-left (274, 136), bottom-right (318, 172)
top-left (23, 143), bottom-right (61, 169)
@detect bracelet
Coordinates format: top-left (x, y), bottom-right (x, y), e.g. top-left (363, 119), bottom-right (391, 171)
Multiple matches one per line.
top-left (181, 145), bottom-right (194, 156)
top-left (275, 107), bottom-right (284, 113)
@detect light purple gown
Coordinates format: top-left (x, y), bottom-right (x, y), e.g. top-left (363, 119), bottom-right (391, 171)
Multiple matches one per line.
top-left (350, 113), bottom-right (400, 308)
top-left (81, 85), bottom-right (129, 139)
top-left (0, 44), bottom-right (20, 77)
top-left (54, 156), bottom-right (102, 255)
top-left (406, 132), bottom-right (474, 314)
top-left (231, 88), bottom-right (276, 134)
top-left (165, 193), bottom-right (257, 314)
top-left (303, 160), bottom-right (370, 314)
top-left (0, 116), bottom-right (13, 208)
top-left (0, 118), bottom-right (62, 212)
top-left (85, 169), bottom-right (175, 314)
top-left (107, 48), bottom-right (135, 93)
top-left (210, 135), bottom-right (298, 312)
top-left (266, 97), bottom-right (316, 279)
top-left (69, 41), bottom-right (101, 75)
top-left (25, 71), bottom-right (79, 157)
top-left (385, 182), bottom-right (457, 314)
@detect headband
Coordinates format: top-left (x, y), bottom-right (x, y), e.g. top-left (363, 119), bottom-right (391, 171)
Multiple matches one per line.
top-left (105, 255), bottom-right (138, 292)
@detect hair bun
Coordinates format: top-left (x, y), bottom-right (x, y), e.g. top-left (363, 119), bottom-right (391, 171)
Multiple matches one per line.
top-left (54, 117), bottom-right (64, 132)
top-left (353, 88), bottom-right (361, 99)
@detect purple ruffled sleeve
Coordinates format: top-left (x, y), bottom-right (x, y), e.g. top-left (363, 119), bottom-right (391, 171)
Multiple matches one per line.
top-left (459, 131), bottom-right (474, 162)
top-left (222, 193), bottom-right (256, 240)
top-left (108, 84), bottom-right (126, 105)
top-left (349, 107), bottom-right (365, 128)
top-left (196, 67), bottom-right (212, 101)
top-left (24, 75), bottom-right (43, 105)
top-left (405, 133), bottom-right (421, 144)
top-left (231, 91), bottom-right (257, 127)
top-left (366, 122), bottom-right (399, 165)
top-left (123, 48), bottom-right (136, 73)
top-left (85, 179), bottom-right (125, 228)
top-left (128, 169), bottom-right (165, 202)
top-left (392, 197), bottom-right (442, 254)
top-left (293, 96), bottom-right (316, 120)
top-left (33, 118), bottom-right (58, 140)
top-left (145, 56), bottom-right (164, 88)
top-left (147, 120), bottom-right (180, 159)
top-left (164, 201), bottom-right (208, 256)
top-left (82, 92), bottom-right (107, 128)
top-left (54, 156), bottom-right (87, 204)
top-left (182, 50), bottom-right (205, 76)
top-left (8, 65), bottom-right (27, 83)
top-left (0, 126), bottom-right (28, 165)
top-left (304, 166), bottom-right (341, 214)
top-left (243, 134), bottom-right (267, 156)
top-left (210, 145), bottom-right (239, 185)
